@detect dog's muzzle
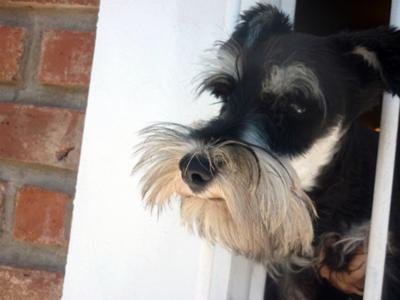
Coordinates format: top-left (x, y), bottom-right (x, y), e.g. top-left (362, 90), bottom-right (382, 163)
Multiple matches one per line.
top-left (134, 123), bottom-right (317, 274)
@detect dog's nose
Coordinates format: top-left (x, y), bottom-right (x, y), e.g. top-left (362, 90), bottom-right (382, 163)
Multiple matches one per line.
top-left (179, 153), bottom-right (214, 192)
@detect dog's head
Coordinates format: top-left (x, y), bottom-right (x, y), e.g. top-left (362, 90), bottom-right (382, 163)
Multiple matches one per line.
top-left (135, 4), bottom-right (400, 270)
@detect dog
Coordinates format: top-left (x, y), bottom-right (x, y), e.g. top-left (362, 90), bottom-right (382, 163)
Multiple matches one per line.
top-left (134, 4), bottom-right (400, 299)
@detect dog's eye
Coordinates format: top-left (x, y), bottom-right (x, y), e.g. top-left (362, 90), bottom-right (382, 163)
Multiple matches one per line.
top-left (288, 102), bottom-right (306, 114)
top-left (211, 83), bottom-right (233, 100)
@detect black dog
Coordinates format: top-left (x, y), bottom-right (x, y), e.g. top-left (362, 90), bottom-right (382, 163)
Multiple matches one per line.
top-left (135, 4), bottom-right (400, 299)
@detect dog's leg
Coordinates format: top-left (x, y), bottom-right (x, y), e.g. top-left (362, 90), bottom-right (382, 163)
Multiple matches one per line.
top-left (317, 227), bottom-right (400, 300)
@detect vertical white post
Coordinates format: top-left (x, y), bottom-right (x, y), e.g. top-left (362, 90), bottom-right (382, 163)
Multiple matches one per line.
top-left (195, 242), bottom-right (215, 300)
top-left (281, 0), bottom-right (297, 22)
top-left (224, 0), bottom-right (242, 33)
top-left (364, 1), bottom-right (400, 299)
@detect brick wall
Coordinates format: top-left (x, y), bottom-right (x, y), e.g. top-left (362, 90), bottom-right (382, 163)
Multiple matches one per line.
top-left (0, 1), bottom-right (98, 299)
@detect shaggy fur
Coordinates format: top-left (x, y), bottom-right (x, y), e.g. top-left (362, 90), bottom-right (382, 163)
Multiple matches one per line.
top-left (134, 3), bottom-right (400, 299)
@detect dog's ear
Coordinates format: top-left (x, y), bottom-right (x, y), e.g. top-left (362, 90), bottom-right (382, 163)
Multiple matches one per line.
top-left (333, 27), bottom-right (400, 96)
top-left (231, 4), bottom-right (292, 48)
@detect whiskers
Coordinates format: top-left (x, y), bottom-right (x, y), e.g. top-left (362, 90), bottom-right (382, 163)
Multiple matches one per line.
top-left (134, 122), bottom-right (317, 276)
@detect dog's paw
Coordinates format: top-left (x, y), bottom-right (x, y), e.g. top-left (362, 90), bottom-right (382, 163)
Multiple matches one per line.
top-left (317, 233), bottom-right (367, 296)
top-left (319, 251), bottom-right (366, 296)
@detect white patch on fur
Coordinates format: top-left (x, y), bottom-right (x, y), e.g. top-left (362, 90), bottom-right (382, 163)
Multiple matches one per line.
top-left (263, 63), bottom-right (324, 100)
top-left (290, 123), bottom-right (343, 191)
top-left (352, 46), bottom-right (381, 70)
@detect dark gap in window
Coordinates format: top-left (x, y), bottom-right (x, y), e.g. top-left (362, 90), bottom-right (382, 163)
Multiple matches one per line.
top-left (294, 0), bottom-right (392, 129)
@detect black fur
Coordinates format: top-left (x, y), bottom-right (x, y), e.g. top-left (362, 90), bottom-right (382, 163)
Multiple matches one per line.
top-left (192, 4), bottom-right (400, 300)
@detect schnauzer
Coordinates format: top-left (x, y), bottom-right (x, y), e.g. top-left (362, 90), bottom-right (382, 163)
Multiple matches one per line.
top-left (134, 4), bottom-right (400, 300)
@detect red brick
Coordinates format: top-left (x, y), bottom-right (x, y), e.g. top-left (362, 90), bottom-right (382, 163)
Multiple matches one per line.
top-left (0, 182), bottom-right (5, 207)
top-left (0, 182), bottom-right (6, 230)
top-left (0, 26), bottom-right (26, 83)
top-left (14, 186), bottom-right (70, 247)
top-left (0, 266), bottom-right (63, 300)
top-left (0, 103), bottom-right (84, 170)
top-left (3, 0), bottom-right (98, 9)
top-left (38, 30), bottom-right (95, 88)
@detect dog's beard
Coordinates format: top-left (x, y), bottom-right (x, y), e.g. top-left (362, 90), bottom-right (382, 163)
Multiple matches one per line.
top-left (134, 123), bottom-right (317, 274)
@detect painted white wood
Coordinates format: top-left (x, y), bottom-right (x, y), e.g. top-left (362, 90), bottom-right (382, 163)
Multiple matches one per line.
top-left (364, 1), bottom-right (400, 299)
top-left (224, 0), bottom-right (242, 34)
top-left (226, 254), bottom-right (267, 300)
top-left (364, 96), bottom-right (400, 300)
top-left (281, 0), bottom-right (297, 22)
top-left (62, 1), bottom-right (231, 299)
top-left (209, 246), bottom-right (235, 300)
top-left (249, 263), bottom-right (268, 300)
top-left (195, 241), bottom-right (215, 300)
top-left (228, 254), bottom-right (254, 300)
